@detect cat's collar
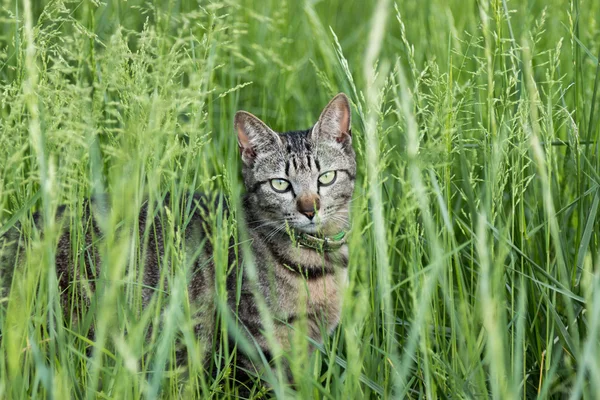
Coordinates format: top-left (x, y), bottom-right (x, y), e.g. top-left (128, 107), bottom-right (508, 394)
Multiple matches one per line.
top-left (296, 230), bottom-right (347, 252)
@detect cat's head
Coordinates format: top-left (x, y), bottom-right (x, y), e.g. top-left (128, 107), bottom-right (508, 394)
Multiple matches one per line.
top-left (235, 93), bottom-right (356, 237)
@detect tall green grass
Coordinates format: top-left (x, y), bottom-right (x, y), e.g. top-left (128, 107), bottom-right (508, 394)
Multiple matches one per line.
top-left (1, 0), bottom-right (600, 398)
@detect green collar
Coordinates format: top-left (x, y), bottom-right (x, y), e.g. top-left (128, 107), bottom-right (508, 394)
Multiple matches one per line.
top-left (296, 230), bottom-right (347, 252)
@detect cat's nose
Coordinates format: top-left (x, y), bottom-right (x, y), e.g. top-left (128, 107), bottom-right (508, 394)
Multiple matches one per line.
top-left (297, 194), bottom-right (320, 220)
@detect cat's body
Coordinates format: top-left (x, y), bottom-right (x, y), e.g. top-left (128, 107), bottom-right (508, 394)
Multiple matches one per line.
top-left (0, 93), bottom-right (356, 378)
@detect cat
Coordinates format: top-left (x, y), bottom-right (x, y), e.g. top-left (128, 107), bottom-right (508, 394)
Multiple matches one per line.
top-left (0, 92), bottom-right (356, 382)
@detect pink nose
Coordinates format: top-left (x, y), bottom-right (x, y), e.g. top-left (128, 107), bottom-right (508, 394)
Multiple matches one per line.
top-left (297, 194), bottom-right (320, 220)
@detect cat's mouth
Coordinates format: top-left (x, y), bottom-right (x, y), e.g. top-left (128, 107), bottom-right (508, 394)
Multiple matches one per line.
top-left (291, 214), bottom-right (335, 235)
top-left (293, 220), bottom-right (320, 234)
top-left (290, 209), bottom-right (349, 237)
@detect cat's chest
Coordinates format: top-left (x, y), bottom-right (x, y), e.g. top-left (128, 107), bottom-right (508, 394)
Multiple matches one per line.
top-left (250, 237), bottom-right (349, 331)
top-left (276, 265), bottom-right (347, 331)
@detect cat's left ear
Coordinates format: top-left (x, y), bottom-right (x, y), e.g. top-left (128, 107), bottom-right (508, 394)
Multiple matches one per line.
top-left (312, 93), bottom-right (352, 144)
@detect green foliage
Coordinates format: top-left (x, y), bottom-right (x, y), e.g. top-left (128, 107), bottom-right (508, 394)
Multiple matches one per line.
top-left (1, 0), bottom-right (600, 398)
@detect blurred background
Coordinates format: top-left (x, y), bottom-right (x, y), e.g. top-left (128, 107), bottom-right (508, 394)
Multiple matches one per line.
top-left (1, 0), bottom-right (600, 398)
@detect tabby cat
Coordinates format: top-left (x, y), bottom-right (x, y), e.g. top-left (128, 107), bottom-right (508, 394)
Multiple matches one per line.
top-left (0, 93), bottom-right (356, 380)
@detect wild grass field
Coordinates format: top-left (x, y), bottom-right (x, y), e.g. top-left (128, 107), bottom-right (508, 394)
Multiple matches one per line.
top-left (1, 0), bottom-right (600, 398)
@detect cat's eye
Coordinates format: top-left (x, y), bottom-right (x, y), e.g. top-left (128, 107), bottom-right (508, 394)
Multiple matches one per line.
top-left (270, 178), bottom-right (291, 193)
top-left (318, 171), bottom-right (337, 186)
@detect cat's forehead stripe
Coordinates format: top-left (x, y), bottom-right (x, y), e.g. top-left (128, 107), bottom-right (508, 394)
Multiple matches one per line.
top-left (279, 131), bottom-right (316, 174)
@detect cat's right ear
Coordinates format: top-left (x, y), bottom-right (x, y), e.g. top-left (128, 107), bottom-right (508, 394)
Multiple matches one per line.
top-left (235, 111), bottom-right (282, 166)
top-left (313, 93), bottom-right (352, 144)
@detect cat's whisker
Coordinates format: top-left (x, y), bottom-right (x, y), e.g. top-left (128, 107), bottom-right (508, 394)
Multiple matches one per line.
top-left (246, 218), bottom-right (291, 232)
top-left (246, 217), bottom-right (288, 227)
top-left (248, 221), bottom-right (277, 230)
top-left (264, 224), bottom-right (288, 242)
top-left (326, 215), bottom-right (350, 231)
top-left (328, 215), bottom-right (349, 224)
top-left (347, 192), bottom-right (367, 204)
